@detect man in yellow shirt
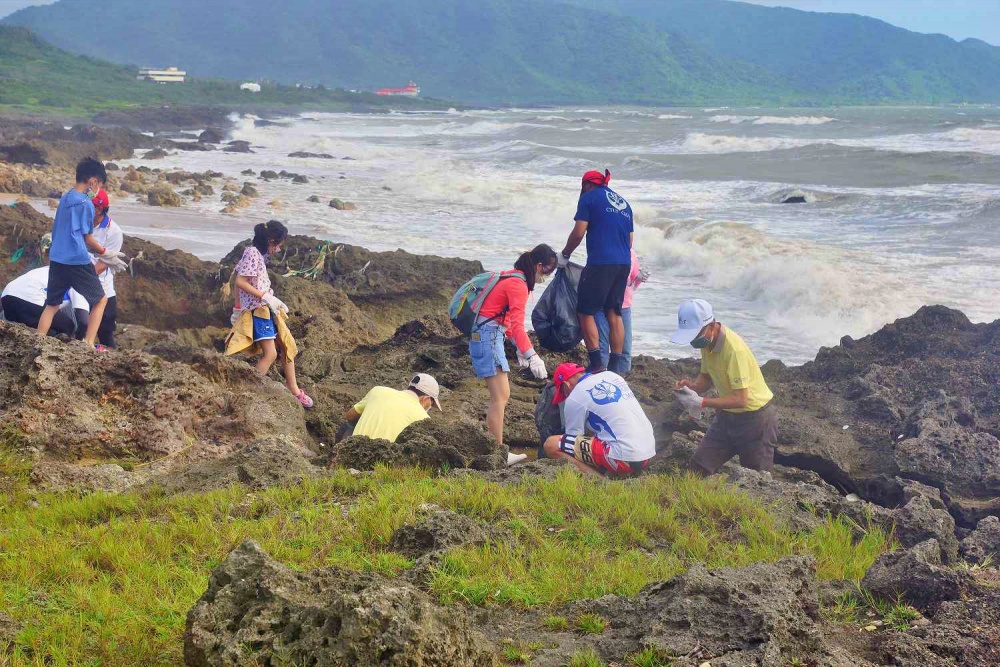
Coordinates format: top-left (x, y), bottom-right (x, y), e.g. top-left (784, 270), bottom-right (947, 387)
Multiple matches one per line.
top-left (671, 299), bottom-right (777, 475)
top-left (342, 373), bottom-right (442, 442)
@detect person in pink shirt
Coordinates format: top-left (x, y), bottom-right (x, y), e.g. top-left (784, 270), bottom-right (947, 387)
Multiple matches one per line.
top-left (470, 244), bottom-right (557, 463)
top-left (595, 248), bottom-right (647, 373)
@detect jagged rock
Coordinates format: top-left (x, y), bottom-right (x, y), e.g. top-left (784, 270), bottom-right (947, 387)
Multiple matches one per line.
top-left (861, 540), bottom-right (968, 612)
top-left (329, 198), bottom-right (357, 210)
top-left (145, 436), bottom-right (319, 494)
top-left (896, 393), bottom-right (1000, 511)
top-left (289, 151), bottom-right (334, 159)
top-left (147, 185), bottom-right (182, 207)
top-left (198, 128), bottom-right (226, 144)
top-left (0, 611), bottom-right (20, 649)
top-left (306, 195), bottom-right (321, 203)
top-left (171, 141), bottom-right (215, 152)
top-left (183, 540), bottom-right (499, 667)
top-left (19, 178), bottom-right (60, 198)
top-left (292, 174), bottom-right (309, 184)
top-left (629, 556), bottom-right (826, 664)
top-left (240, 169), bottom-right (255, 176)
top-left (30, 461), bottom-right (137, 494)
top-left (240, 183), bottom-right (259, 198)
top-left (390, 508), bottom-right (496, 559)
top-left (259, 170), bottom-right (278, 180)
top-left (896, 477), bottom-right (949, 511)
top-left (143, 147), bottom-right (169, 160)
top-left (959, 516), bottom-right (1000, 564)
top-left (0, 321), bottom-right (307, 470)
top-left (223, 140), bottom-right (253, 154)
top-left (332, 419), bottom-right (505, 472)
top-left (891, 495), bottom-right (960, 563)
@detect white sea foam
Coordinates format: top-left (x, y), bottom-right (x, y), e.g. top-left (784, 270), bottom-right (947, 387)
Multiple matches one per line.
top-left (679, 133), bottom-right (818, 153)
top-left (657, 114), bottom-right (693, 120)
top-left (709, 114), bottom-right (836, 125)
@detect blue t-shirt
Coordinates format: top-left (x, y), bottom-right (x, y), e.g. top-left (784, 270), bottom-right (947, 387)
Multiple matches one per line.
top-left (574, 186), bottom-right (633, 266)
top-left (50, 190), bottom-right (95, 265)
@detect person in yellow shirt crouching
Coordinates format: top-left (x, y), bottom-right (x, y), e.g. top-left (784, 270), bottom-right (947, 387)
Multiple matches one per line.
top-left (670, 299), bottom-right (777, 475)
top-left (342, 373), bottom-right (443, 443)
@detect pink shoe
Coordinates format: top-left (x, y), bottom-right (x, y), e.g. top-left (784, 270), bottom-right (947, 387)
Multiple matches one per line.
top-left (94, 344), bottom-right (110, 353)
top-left (294, 389), bottom-right (314, 409)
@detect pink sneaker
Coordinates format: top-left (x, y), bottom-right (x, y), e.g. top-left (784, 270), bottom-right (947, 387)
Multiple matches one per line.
top-left (294, 389), bottom-right (314, 409)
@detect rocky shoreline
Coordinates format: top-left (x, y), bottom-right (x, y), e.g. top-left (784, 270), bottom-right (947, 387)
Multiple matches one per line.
top-left (0, 130), bottom-right (998, 665)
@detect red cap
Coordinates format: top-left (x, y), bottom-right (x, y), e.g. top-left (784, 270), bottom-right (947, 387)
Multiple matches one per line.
top-left (582, 169), bottom-right (611, 186)
top-left (91, 189), bottom-right (109, 210)
top-left (552, 362), bottom-right (587, 405)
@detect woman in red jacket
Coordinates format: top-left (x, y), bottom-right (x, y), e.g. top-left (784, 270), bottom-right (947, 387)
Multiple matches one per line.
top-left (471, 244), bottom-right (557, 463)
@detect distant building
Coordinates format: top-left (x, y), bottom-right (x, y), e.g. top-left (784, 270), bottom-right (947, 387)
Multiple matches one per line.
top-left (240, 82), bottom-right (261, 93)
top-left (376, 81), bottom-right (420, 97)
top-left (137, 67), bottom-right (186, 83)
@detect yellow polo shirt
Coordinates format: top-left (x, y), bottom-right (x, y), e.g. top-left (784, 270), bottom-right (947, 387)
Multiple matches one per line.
top-left (700, 326), bottom-right (773, 413)
top-left (353, 387), bottom-right (429, 442)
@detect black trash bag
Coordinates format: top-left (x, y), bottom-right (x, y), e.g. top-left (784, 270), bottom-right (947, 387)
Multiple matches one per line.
top-left (531, 262), bottom-right (583, 352)
top-left (534, 380), bottom-right (565, 458)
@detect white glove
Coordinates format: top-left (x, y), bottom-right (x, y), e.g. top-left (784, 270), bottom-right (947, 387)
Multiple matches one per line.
top-left (262, 293), bottom-right (289, 315)
top-left (636, 268), bottom-right (651, 285)
top-left (556, 253), bottom-right (570, 269)
top-left (516, 349), bottom-right (534, 369)
top-left (676, 387), bottom-right (704, 419)
top-left (98, 248), bottom-right (129, 272)
top-left (230, 308), bottom-right (241, 326)
top-left (528, 354), bottom-right (547, 380)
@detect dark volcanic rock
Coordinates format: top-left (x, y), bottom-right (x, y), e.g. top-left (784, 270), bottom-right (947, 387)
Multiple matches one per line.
top-left (332, 418), bottom-right (505, 472)
top-left (306, 194), bottom-right (321, 203)
top-left (197, 128), bottom-right (227, 144)
top-left (259, 169), bottom-right (278, 180)
top-left (184, 540), bottom-right (499, 667)
top-left (143, 147), bottom-right (169, 160)
top-left (289, 151), bottom-right (334, 159)
top-left (862, 540), bottom-right (968, 613)
top-left (223, 140), bottom-right (253, 154)
top-left (891, 494), bottom-right (960, 563)
top-left (960, 515), bottom-right (1000, 564)
top-left (390, 508), bottom-right (496, 559)
top-left (292, 174), bottom-right (309, 184)
top-left (93, 106), bottom-right (231, 132)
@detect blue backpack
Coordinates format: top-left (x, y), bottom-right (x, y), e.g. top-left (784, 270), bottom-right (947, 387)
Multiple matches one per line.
top-left (449, 271), bottom-right (526, 336)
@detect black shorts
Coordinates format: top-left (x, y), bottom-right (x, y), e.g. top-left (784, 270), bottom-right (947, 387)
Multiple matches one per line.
top-left (2, 295), bottom-right (76, 336)
top-left (577, 264), bottom-right (630, 316)
top-left (46, 261), bottom-right (104, 307)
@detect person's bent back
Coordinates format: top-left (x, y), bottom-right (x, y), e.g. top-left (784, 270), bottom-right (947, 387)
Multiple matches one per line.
top-left (344, 373), bottom-right (443, 443)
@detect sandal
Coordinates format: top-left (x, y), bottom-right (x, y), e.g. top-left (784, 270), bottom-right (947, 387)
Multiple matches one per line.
top-left (294, 389), bottom-right (314, 409)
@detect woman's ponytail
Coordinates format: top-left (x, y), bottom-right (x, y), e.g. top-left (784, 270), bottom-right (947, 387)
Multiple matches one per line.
top-left (252, 219), bottom-right (289, 255)
top-left (514, 243), bottom-right (557, 292)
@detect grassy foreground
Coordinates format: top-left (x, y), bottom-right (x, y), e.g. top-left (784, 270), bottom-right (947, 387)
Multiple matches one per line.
top-left (0, 456), bottom-right (892, 667)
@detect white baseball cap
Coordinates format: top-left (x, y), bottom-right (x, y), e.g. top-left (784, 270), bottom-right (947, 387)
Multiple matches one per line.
top-left (670, 299), bottom-right (715, 345)
top-left (408, 373), bottom-right (442, 411)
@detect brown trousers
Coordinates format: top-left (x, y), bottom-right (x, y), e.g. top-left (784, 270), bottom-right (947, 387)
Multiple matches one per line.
top-left (691, 402), bottom-right (777, 475)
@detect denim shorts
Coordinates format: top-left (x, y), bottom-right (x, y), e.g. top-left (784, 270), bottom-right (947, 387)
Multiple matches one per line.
top-left (469, 323), bottom-right (509, 379)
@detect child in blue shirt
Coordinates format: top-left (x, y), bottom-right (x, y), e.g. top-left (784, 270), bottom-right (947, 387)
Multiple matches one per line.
top-left (37, 158), bottom-right (128, 349)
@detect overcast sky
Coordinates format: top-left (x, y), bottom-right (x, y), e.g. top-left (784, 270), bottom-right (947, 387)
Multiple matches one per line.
top-left (1, 0), bottom-right (997, 45)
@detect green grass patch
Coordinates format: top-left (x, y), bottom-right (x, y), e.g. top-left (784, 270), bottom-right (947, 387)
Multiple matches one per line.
top-left (0, 467), bottom-right (891, 666)
top-left (544, 615), bottom-right (570, 631)
top-left (576, 613), bottom-right (609, 634)
top-left (628, 646), bottom-right (677, 666)
top-left (567, 648), bottom-right (605, 667)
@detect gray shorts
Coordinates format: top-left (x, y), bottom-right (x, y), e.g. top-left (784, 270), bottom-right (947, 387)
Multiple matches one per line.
top-left (691, 402), bottom-right (777, 475)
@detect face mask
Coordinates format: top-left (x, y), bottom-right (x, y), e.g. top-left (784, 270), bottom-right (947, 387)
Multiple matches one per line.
top-left (691, 335), bottom-right (713, 350)
top-left (535, 272), bottom-right (548, 285)
top-left (86, 182), bottom-right (99, 198)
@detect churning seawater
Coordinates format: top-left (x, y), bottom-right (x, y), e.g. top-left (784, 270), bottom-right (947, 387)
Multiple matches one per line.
top-left (127, 106), bottom-right (1000, 364)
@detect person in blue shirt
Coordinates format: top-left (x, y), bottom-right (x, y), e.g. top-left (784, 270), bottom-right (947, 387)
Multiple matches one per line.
top-left (37, 158), bottom-right (128, 349)
top-left (558, 169), bottom-right (634, 374)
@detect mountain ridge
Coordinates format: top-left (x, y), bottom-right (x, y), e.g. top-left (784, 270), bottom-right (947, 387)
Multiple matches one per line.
top-left (4, 0), bottom-right (1000, 105)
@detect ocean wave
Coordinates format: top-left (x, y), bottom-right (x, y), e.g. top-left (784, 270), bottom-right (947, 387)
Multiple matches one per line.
top-left (657, 114), bottom-right (693, 120)
top-left (679, 133), bottom-right (818, 154)
top-left (636, 217), bottom-right (920, 348)
top-left (709, 114), bottom-right (837, 125)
